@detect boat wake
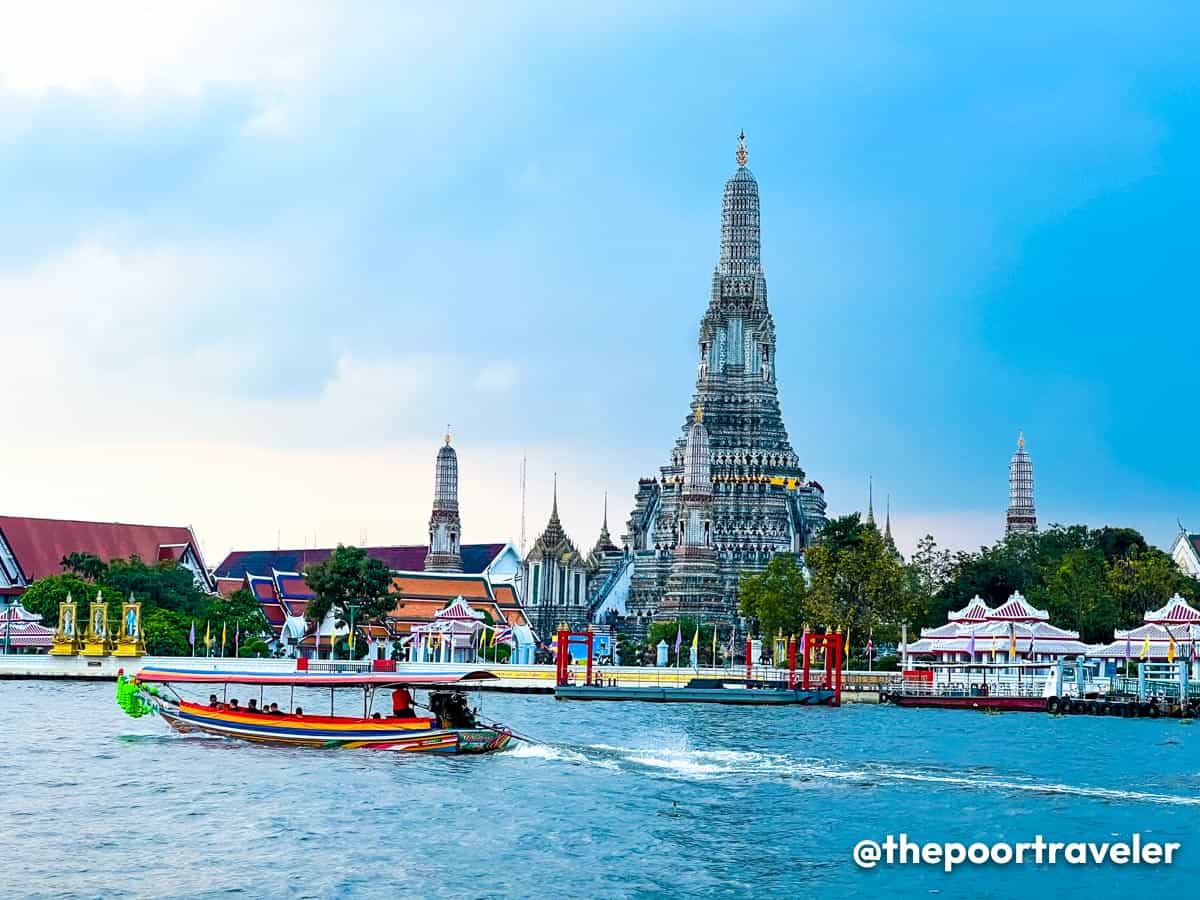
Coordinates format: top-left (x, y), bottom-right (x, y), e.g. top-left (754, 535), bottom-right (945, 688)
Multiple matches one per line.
top-left (516, 743), bottom-right (1200, 808)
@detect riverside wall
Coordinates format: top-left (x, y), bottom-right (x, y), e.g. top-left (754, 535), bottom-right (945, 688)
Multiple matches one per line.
top-left (0, 654), bottom-right (885, 701)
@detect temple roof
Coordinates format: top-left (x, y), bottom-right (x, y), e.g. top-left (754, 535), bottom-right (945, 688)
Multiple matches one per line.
top-left (1143, 593), bottom-right (1200, 624)
top-left (527, 479), bottom-right (582, 563)
top-left (214, 543), bottom-right (507, 579)
top-left (988, 592), bottom-right (1048, 622)
top-left (947, 595), bottom-right (993, 623)
top-left (591, 494), bottom-right (619, 556)
top-left (0, 515), bottom-right (211, 587)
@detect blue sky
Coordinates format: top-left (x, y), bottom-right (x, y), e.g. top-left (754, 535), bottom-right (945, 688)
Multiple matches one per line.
top-left (3, 3), bottom-right (1198, 563)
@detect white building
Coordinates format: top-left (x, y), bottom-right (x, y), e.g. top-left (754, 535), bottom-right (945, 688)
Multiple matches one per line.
top-left (904, 592), bottom-right (1090, 663)
top-left (1169, 528), bottom-right (1200, 578)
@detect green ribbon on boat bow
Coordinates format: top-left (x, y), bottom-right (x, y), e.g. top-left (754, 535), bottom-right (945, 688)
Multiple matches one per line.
top-left (115, 673), bottom-right (155, 718)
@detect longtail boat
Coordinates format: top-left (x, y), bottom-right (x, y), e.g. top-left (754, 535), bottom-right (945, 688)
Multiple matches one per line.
top-left (116, 665), bottom-right (515, 754)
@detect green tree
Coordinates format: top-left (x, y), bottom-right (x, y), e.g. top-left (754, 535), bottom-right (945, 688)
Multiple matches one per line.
top-left (142, 608), bottom-right (193, 656)
top-left (60, 552), bottom-right (108, 581)
top-left (806, 525), bottom-right (911, 639)
top-left (1040, 548), bottom-right (1114, 643)
top-left (204, 588), bottom-right (270, 641)
top-left (102, 555), bottom-right (211, 618)
top-left (17, 574), bottom-right (99, 624)
top-left (738, 553), bottom-right (813, 640)
top-left (1107, 547), bottom-right (1198, 627)
top-left (304, 545), bottom-right (396, 629)
top-left (238, 637), bottom-right (271, 658)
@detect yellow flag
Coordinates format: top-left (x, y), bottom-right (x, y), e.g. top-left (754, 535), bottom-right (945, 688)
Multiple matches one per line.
top-left (489, 625), bottom-right (497, 647)
top-left (845, 629), bottom-right (850, 661)
top-left (1168, 636), bottom-right (1176, 663)
top-left (691, 627), bottom-right (699, 652)
top-left (221, 621), bottom-right (227, 655)
top-left (990, 635), bottom-right (997, 662)
top-left (204, 621), bottom-right (212, 649)
top-left (1139, 636), bottom-right (1150, 660)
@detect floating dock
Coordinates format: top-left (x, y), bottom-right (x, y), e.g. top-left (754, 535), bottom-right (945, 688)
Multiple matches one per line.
top-left (556, 678), bottom-right (837, 705)
top-left (551, 627), bottom-right (844, 706)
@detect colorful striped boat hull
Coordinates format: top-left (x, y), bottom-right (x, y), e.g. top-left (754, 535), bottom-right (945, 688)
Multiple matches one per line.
top-left (155, 700), bottom-right (512, 754)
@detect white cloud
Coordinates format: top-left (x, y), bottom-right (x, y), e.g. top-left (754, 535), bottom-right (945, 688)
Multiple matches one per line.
top-left (475, 361), bottom-right (519, 392)
top-left (0, 4), bottom-right (337, 99)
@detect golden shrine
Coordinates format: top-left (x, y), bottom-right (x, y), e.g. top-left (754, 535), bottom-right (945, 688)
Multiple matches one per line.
top-left (113, 599), bottom-right (146, 657)
top-left (82, 591), bottom-right (113, 657)
top-left (49, 596), bottom-right (82, 656)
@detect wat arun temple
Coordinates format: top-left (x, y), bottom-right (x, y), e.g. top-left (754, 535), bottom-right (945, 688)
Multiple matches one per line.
top-left (619, 134), bottom-right (828, 634)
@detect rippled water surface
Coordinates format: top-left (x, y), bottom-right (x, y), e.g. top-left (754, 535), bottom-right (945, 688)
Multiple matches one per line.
top-left (4, 681), bottom-right (1200, 898)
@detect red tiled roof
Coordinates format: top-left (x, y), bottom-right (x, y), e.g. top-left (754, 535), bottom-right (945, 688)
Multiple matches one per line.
top-left (214, 577), bottom-right (246, 598)
top-left (0, 515), bottom-right (208, 584)
top-left (213, 543), bottom-right (507, 579)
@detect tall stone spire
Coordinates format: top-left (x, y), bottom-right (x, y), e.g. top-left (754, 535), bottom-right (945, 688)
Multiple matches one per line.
top-left (718, 132), bottom-right (761, 278)
top-left (1006, 432), bottom-right (1037, 535)
top-left (592, 491), bottom-right (618, 555)
top-left (661, 406), bottom-right (721, 620)
top-left (623, 133), bottom-right (828, 634)
top-left (424, 429), bottom-right (463, 572)
top-left (883, 493), bottom-right (899, 558)
top-left (865, 477), bottom-right (876, 527)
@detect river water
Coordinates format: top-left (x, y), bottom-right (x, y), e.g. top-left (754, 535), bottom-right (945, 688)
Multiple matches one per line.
top-left (4, 681), bottom-right (1199, 898)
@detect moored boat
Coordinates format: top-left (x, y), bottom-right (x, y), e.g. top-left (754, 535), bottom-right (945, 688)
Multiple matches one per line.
top-left (882, 661), bottom-right (1097, 713)
top-left (117, 665), bottom-right (515, 754)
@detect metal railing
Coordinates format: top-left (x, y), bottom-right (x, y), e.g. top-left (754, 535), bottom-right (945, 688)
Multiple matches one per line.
top-left (892, 677), bottom-right (1045, 699)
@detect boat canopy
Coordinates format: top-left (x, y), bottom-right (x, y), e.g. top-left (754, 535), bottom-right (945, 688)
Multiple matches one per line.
top-left (134, 666), bottom-right (499, 687)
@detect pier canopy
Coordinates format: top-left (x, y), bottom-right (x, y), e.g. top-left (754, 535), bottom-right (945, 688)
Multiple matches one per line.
top-left (1089, 593), bottom-right (1200, 662)
top-left (905, 592), bottom-right (1090, 662)
top-left (0, 601), bottom-right (54, 651)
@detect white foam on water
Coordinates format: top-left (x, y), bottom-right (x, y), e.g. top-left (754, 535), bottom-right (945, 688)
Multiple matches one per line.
top-left (558, 743), bottom-right (1200, 807)
top-left (509, 741), bottom-right (620, 770)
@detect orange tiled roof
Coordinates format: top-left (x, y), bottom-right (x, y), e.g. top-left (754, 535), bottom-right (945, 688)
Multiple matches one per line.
top-left (391, 574), bottom-right (491, 599)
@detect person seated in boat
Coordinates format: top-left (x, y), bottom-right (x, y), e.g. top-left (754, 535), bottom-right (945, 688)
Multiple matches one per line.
top-left (268, 702), bottom-right (283, 715)
top-left (208, 694), bottom-right (221, 708)
top-left (390, 688), bottom-right (416, 718)
top-left (294, 706), bottom-right (303, 716)
top-left (228, 698), bottom-right (240, 711)
top-left (371, 712), bottom-right (382, 719)
top-left (246, 699), bottom-right (260, 714)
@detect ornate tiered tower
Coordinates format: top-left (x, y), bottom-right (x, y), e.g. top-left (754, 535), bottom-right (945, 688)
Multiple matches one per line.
top-left (1006, 432), bottom-right (1036, 536)
top-left (623, 133), bottom-right (828, 632)
top-left (524, 478), bottom-right (591, 636)
top-left (424, 431), bottom-right (463, 572)
top-left (660, 407), bottom-right (723, 619)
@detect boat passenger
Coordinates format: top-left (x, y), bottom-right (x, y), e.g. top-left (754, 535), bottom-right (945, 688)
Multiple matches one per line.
top-left (294, 706), bottom-right (303, 716)
top-left (229, 699), bottom-right (240, 711)
top-left (268, 702), bottom-right (283, 715)
top-left (208, 694), bottom-right (221, 708)
top-left (247, 699), bottom-right (259, 713)
top-left (391, 688), bottom-right (416, 718)
top-left (371, 712), bottom-right (382, 719)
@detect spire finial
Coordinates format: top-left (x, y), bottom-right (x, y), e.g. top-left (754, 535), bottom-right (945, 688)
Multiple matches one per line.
top-left (445, 424), bottom-right (452, 446)
top-left (552, 473), bottom-right (558, 517)
top-left (1017, 430), bottom-right (1025, 450)
top-left (735, 130), bottom-right (748, 167)
top-left (866, 476), bottom-right (875, 526)
top-left (603, 491), bottom-right (608, 529)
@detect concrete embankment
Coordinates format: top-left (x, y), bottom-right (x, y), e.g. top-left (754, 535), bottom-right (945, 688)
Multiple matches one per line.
top-left (0, 655), bottom-right (884, 701)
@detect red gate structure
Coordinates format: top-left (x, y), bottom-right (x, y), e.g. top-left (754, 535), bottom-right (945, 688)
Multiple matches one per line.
top-left (555, 627), bottom-right (595, 687)
top-left (801, 626), bottom-right (844, 706)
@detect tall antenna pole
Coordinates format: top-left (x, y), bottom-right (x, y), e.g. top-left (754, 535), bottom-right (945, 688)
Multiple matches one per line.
top-left (519, 453), bottom-right (527, 557)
